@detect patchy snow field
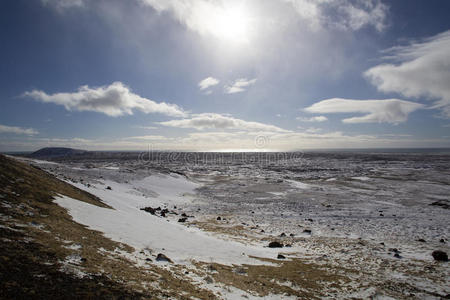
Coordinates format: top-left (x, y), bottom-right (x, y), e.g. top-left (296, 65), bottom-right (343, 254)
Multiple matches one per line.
top-left (23, 151), bottom-right (450, 299)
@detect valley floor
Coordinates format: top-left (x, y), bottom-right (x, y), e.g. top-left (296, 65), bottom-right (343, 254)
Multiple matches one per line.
top-left (1, 153), bottom-right (449, 299)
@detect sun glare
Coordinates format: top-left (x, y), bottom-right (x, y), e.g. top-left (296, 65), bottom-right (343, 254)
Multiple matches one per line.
top-left (212, 4), bottom-right (251, 44)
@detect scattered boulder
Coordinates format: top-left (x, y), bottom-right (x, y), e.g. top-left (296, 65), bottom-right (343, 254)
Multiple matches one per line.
top-left (388, 248), bottom-right (400, 253)
top-left (289, 233), bottom-right (295, 237)
top-left (106, 186), bottom-right (112, 190)
top-left (268, 241), bottom-right (283, 248)
top-left (156, 253), bottom-right (173, 263)
top-left (430, 201), bottom-right (450, 209)
top-left (394, 253), bottom-right (402, 259)
top-left (140, 207), bottom-right (156, 215)
top-left (277, 254), bottom-right (286, 259)
top-left (440, 239), bottom-right (446, 243)
top-left (178, 217), bottom-right (188, 223)
top-left (303, 229), bottom-right (312, 234)
top-left (216, 216), bottom-right (221, 221)
top-left (279, 232), bottom-right (286, 237)
top-left (432, 250), bottom-right (448, 262)
top-left (417, 239), bottom-right (426, 243)
top-left (181, 213), bottom-right (188, 217)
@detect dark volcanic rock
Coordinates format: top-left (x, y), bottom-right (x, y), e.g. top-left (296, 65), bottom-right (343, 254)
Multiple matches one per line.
top-left (106, 186), bottom-right (112, 190)
top-left (277, 254), bottom-right (286, 259)
top-left (303, 229), bottom-right (312, 234)
top-left (430, 201), bottom-right (450, 209)
top-left (417, 239), bottom-right (426, 243)
top-left (432, 250), bottom-right (448, 262)
top-left (178, 217), bottom-right (188, 223)
top-left (140, 207), bottom-right (156, 215)
top-left (216, 216), bottom-right (221, 221)
top-left (279, 232), bottom-right (286, 237)
top-left (268, 241), bottom-right (283, 248)
top-left (156, 253), bottom-right (173, 263)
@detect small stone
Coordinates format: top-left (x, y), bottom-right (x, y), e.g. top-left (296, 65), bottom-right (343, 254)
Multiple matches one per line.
top-left (417, 239), bottom-right (426, 243)
top-left (303, 229), bottom-right (312, 234)
top-left (277, 254), bottom-right (286, 259)
top-left (268, 241), bottom-right (283, 248)
top-left (156, 253), bottom-right (173, 263)
top-left (440, 239), bottom-right (446, 243)
top-left (279, 232), bottom-right (286, 237)
top-left (106, 186), bottom-right (112, 190)
top-left (178, 217), bottom-right (187, 223)
top-left (394, 253), bottom-right (402, 259)
top-left (216, 216), bottom-right (221, 221)
top-left (432, 250), bottom-right (448, 262)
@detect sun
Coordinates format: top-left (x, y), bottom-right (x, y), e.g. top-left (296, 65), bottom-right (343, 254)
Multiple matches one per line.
top-left (212, 3), bottom-right (251, 44)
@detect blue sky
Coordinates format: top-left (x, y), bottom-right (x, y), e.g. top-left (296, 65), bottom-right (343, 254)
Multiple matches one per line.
top-left (1, 0), bottom-right (450, 151)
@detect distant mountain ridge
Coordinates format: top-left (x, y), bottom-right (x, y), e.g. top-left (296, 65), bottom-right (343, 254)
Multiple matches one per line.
top-left (29, 147), bottom-right (89, 158)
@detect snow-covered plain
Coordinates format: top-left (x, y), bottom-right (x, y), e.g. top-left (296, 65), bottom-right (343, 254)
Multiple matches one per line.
top-left (22, 151), bottom-right (450, 298)
top-left (54, 176), bottom-right (280, 265)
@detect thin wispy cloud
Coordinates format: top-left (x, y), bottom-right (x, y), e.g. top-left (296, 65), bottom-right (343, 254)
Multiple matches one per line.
top-left (0, 124), bottom-right (39, 136)
top-left (305, 98), bottom-right (424, 124)
top-left (23, 82), bottom-right (186, 118)
top-left (224, 78), bottom-right (257, 94)
top-left (198, 77), bottom-right (220, 91)
top-left (284, 0), bottom-right (388, 31)
top-left (297, 116), bottom-right (328, 122)
top-left (365, 30), bottom-right (450, 118)
top-left (159, 113), bottom-right (289, 132)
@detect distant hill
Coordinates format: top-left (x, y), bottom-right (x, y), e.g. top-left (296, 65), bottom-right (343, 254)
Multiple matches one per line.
top-left (29, 147), bottom-right (89, 158)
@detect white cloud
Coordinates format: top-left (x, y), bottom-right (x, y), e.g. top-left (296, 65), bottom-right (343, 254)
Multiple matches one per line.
top-left (365, 30), bottom-right (450, 117)
top-left (296, 116), bottom-right (328, 122)
top-left (304, 98), bottom-right (424, 124)
top-left (198, 77), bottom-right (220, 90)
top-left (0, 124), bottom-right (39, 136)
top-left (138, 0), bottom-right (254, 43)
top-left (224, 78), bottom-right (257, 94)
top-left (159, 113), bottom-right (290, 132)
top-left (23, 82), bottom-right (186, 117)
top-left (284, 0), bottom-right (388, 31)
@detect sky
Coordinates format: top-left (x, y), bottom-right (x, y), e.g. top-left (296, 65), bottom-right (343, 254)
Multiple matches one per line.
top-left (1, 0), bottom-right (450, 151)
